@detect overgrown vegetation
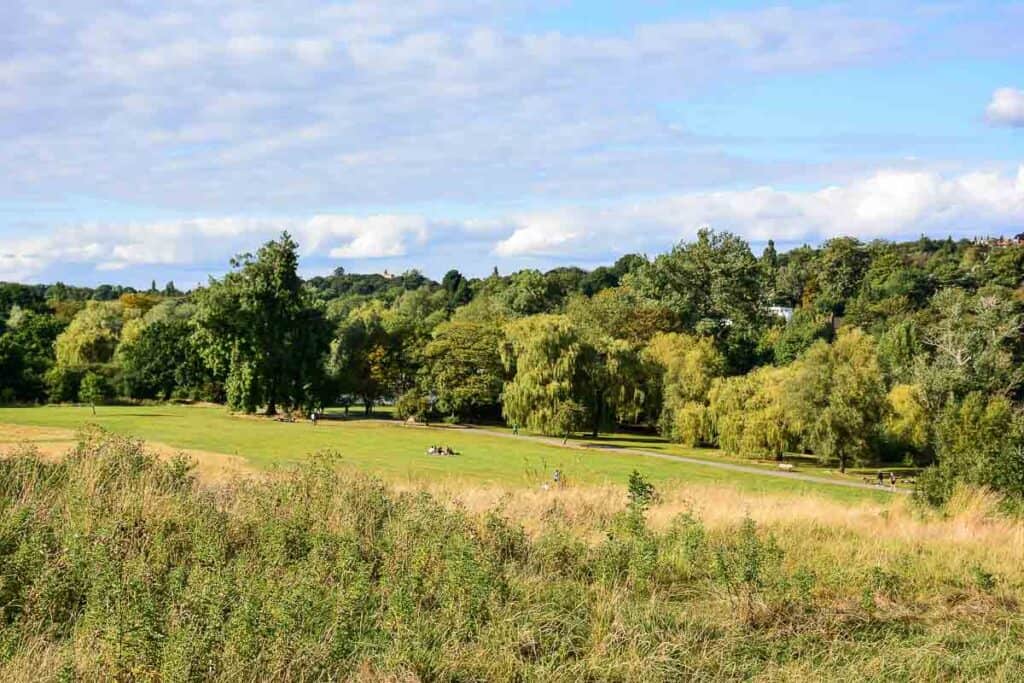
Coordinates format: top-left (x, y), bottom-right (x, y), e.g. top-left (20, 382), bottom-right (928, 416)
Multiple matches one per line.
top-left (0, 430), bottom-right (1022, 680)
top-left (2, 231), bottom-right (1023, 505)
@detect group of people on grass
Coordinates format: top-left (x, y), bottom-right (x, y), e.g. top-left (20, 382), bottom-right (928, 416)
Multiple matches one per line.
top-left (427, 445), bottom-right (457, 456)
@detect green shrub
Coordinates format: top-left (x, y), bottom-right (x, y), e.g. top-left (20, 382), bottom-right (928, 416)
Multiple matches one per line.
top-left (0, 429), bottom-right (1020, 680)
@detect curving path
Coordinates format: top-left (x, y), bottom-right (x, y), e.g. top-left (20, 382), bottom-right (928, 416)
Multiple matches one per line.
top-left (383, 419), bottom-right (910, 495)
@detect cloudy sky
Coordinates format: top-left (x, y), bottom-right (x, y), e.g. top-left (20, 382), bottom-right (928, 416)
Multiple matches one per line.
top-left (2, 1), bottom-right (1023, 287)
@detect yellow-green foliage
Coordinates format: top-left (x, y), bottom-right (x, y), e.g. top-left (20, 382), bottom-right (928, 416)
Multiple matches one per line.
top-left (886, 383), bottom-right (930, 451)
top-left (501, 314), bottom-right (584, 435)
top-left (709, 365), bottom-right (794, 459)
top-left (644, 333), bottom-right (724, 445)
top-left (53, 300), bottom-right (124, 366)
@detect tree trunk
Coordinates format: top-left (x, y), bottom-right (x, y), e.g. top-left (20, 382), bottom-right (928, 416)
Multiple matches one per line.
top-left (265, 400), bottom-right (277, 417)
top-left (839, 454), bottom-right (846, 474)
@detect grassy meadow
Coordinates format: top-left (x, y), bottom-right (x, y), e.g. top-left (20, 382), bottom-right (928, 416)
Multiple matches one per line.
top-left (0, 429), bottom-right (1021, 681)
top-left (0, 404), bottom-right (889, 503)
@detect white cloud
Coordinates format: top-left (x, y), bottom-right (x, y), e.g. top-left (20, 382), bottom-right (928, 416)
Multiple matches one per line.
top-left (0, 2), bottom-right (904, 208)
top-left (493, 211), bottom-right (584, 256)
top-left (494, 165), bottom-right (1024, 256)
top-left (308, 214), bottom-right (428, 258)
top-left (0, 214), bottom-right (431, 281)
top-left (986, 87), bottom-right (1024, 127)
top-left (4, 165), bottom-right (1023, 283)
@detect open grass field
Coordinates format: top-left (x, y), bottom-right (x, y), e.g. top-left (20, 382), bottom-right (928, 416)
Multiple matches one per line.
top-left (0, 404), bottom-right (890, 503)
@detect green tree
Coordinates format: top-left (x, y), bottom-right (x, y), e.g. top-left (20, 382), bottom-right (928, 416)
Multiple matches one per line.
top-left (54, 301), bottom-right (124, 366)
top-left (632, 228), bottom-right (765, 372)
top-left (500, 315), bottom-right (588, 437)
top-left (78, 371), bottom-right (111, 415)
top-left (423, 320), bottom-right (505, 420)
top-left (917, 393), bottom-right (1024, 506)
top-left (120, 319), bottom-right (209, 400)
top-left (644, 333), bottom-right (724, 445)
top-left (783, 328), bottom-right (887, 472)
top-left (498, 269), bottom-right (555, 316)
top-left (329, 302), bottom-right (396, 415)
top-left (441, 269), bottom-right (472, 310)
top-left (194, 233), bottom-right (330, 414)
top-left (634, 228), bottom-right (763, 333)
top-left (814, 237), bottom-right (870, 315)
top-left (0, 311), bottom-right (65, 402)
top-left (773, 245), bottom-right (816, 308)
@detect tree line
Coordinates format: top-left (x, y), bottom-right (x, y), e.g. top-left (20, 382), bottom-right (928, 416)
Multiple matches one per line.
top-left (2, 230), bottom-right (1023, 505)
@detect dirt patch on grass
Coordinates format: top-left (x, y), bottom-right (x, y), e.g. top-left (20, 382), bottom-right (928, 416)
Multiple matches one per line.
top-left (0, 423), bottom-right (256, 484)
top-left (0, 423), bottom-right (77, 443)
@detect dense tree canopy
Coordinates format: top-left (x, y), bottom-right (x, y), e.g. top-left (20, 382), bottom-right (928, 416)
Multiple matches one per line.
top-left (2, 228), bottom-right (1023, 506)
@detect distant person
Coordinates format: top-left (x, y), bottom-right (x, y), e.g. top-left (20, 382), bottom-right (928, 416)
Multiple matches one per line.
top-left (890, 472), bottom-right (897, 487)
top-left (512, 423), bottom-right (519, 436)
top-left (553, 469), bottom-right (562, 488)
top-left (877, 471), bottom-right (884, 487)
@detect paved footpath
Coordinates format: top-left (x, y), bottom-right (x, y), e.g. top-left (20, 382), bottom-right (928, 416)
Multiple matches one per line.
top-left (382, 419), bottom-right (910, 495)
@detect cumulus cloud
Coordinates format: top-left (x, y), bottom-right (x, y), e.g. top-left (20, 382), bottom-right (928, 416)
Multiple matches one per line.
top-left (4, 165), bottom-right (1024, 283)
top-left (986, 87), bottom-right (1024, 127)
top-left (0, 214), bottom-right (430, 281)
top-left (494, 165), bottom-right (1024, 256)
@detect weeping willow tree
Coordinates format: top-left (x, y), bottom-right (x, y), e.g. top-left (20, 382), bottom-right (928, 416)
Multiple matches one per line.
top-left (500, 315), bottom-right (587, 438)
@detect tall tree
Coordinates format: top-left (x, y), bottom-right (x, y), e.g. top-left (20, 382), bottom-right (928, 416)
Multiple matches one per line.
top-left (194, 233), bottom-right (330, 414)
top-left (423, 320), bottom-right (505, 420)
top-left (500, 315), bottom-right (587, 437)
top-left (633, 228), bottom-right (765, 371)
top-left (634, 229), bottom-right (763, 333)
top-left (644, 332), bottom-right (725, 445)
top-left (814, 237), bottom-right (870, 315)
top-left (783, 328), bottom-right (887, 472)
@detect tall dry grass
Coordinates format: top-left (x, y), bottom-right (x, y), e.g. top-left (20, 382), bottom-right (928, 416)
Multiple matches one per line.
top-left (1, 429), bottom-right (1022, 681)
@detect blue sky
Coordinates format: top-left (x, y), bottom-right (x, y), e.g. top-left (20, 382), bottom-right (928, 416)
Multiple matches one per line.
top-left (1, 1), bottom-right (1022, 287)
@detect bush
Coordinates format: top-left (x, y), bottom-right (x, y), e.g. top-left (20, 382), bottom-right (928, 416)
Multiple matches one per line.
top-left (395, 389), bottom-right (432, 421)
top-left (916, 393), bottom-right (1024, 507)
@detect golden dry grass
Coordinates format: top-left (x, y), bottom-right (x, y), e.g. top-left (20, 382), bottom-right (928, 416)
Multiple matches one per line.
top-left (0, 422), bottom-right (256, 485)
top-left (415, 479), bottom-right (1024, 596)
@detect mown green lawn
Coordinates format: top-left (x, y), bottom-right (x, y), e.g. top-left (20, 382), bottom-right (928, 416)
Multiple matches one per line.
top-left (0, 405), bottom-right (888, 502)
top-left (552, 431), bottom-right (918, 486)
